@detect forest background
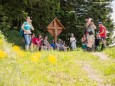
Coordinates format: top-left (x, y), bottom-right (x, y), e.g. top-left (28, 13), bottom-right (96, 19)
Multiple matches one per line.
top-left (0, 0), bottom-right (114, 47)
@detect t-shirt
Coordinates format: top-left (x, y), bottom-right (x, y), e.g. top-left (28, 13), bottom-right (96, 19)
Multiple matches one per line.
top-left (56, 43), bottom-right (64, 49)
top-left (24, 22), bottom-right (31, 30)
top-left (99, 25), bottom-right (106, 38)
top-left (70, 37), bottom-right (76, 43)
top-left (43, 40), bottom-right (50, 46)
top-left (36, 38), bottom-right (42, 46)
top-left (31, 37), bottom-right (37, 45)
top-left (87, 25), bottom-right (95, 35)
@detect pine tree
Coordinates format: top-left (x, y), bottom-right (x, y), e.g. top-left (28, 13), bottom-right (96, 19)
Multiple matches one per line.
top-left (60, 0), bottom-right (114, 45)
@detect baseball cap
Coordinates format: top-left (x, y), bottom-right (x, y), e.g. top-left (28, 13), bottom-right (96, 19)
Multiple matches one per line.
top-left (98, 22), bottom-right (102, 24)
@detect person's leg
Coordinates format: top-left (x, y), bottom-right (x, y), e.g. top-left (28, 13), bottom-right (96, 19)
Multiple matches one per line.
top-left (103, 40), bottom-right (106, 48)
top-left (70, 43), bottom-right (73, 51)
top-left (74, 43), bottom-right (77, 50)
top-left (39, 45), bottom-right (42, 51)
top-left (72, 43), bottom-right (76, 50)
top-left (29, 35), bottom-right (32, 49)
top-left (92, 35), bottom-right (95, 51)
top-left (87, 35), bottom-right (92, 48)
top-left (63, 46), bottom-right (67, 51)
top-left (30, 43), bottom-right (34, 51)
top-left (49, 46), bottom-right (53, 50)
top-left (40, 46), bottom-right (44, 51)
top-left (101, 37), bottom-right (106, 49)
top-left (56, 47), bottom-right (59, 51)
top-left (24, 35), bottom-right (31, 50)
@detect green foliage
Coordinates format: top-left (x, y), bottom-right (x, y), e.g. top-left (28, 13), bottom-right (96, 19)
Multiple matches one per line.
top-left (4, 30), bottom-right (24, 46)
top-left (0, 0), bottom-right (114, 46)
top-left (60, 0), bottom-right (114, 45)
top-left (0, 31), bottom-right (5, 39)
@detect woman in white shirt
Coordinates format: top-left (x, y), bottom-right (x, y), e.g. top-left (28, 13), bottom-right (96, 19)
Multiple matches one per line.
top-left (70, 33), bottom-right (77, 50)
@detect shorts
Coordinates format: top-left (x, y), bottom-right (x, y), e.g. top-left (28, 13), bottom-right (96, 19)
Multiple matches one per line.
top-left (101, 37), bottom-right (106, 41)
top-left (24, 34), bottom-right (31, 45)
top-left (82, 44), bottom-right (87, 49)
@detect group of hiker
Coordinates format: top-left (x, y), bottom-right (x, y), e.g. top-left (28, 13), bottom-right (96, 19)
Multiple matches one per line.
top-left (81, 17), bottom-right (106, 51)
top-left (21, 16), bottom-right (106, 51)
top-left (31, 33), bottom-right (69, 51)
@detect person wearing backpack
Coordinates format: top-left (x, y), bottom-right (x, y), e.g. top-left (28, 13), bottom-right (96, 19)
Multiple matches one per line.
top-left (21, 16), bottom-right (34, 50)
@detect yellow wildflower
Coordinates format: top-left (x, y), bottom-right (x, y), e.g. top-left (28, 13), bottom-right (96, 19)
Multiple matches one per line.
top-left (12, 45), bottom-right (20, 51)
top-left (0, 50), bottom-right (7, 59)
top-left (31, 52), bottom-right (41, 62)
top-left (48, 55), bottom-right (57, 64)
top-left (12, 45), bottom-right (25, 57)
top-left (17, 50), bottom-right (25, 57)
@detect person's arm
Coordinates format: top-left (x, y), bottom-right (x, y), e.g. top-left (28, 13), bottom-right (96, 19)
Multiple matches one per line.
top-left (36, 39), bottom-right (42, 45)
top-left (36, 39), bottom-right (40, 45)
top-left (44, 41), bottom-right (50, 47)
top-left (92, 24), bottom-right (96, 29)
top-left (29, 20), bottom-right (34, 30)
top-left (30, 24), bottom-right (34, 30)
top-left (74, 37), bottom-right (77, 42)
top-left (85, 24), bottom-right (89, 29)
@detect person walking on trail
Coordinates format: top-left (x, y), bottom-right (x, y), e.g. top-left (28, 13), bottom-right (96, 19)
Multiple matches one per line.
top-left (85, 17), bottom-right (96, 51)
top-left (70, 33), bottom-right (77, 50)
top-left (98, 22), bottom-right (106, 49)
top-left (21, 16), bottom-right (34, 50)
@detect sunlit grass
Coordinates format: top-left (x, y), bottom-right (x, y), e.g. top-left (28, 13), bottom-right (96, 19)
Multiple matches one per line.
top-left (0, 49), bottom-right (98, 86)
top-left (103, 47), bottom-right (115, 58)
top-left (77, 52), bottom-right (115, 86)
top-left (0, 33), bottom-right (114, 86)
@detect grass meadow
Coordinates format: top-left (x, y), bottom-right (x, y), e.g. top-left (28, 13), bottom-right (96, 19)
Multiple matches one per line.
top-left (0, 34), bottom-right (115, 86)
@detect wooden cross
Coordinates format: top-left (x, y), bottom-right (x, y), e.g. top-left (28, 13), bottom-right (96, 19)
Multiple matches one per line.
top-left (47, 18), bottom-right (65, 48)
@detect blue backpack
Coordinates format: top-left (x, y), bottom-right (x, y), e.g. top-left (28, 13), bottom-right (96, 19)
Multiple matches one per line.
top-left (20, 29), bottom-right (24, 36)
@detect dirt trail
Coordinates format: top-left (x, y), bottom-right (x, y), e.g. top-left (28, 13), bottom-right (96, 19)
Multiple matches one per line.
top-left (78, 61), bottom-right (106, 86)
top-left (78, 52), bottom-right (110, 86)
top-left (91, 52), bottom-right (109, 60)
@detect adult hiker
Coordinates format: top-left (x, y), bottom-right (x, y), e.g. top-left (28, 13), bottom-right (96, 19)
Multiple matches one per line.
top-left (85, 17), bottom-right (96, 51)
top-left (98, 22), bottom-right (106, 49)
top-left (70, 33), bottom-right (77, 50)
top-left (21, 16), bottom-right (34, 50)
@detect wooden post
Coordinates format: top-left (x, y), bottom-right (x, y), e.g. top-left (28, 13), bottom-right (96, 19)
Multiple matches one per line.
top-left (54, 28), bottom-right (57, 49)
top-left (47, 18), bottom-right (65, 49)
